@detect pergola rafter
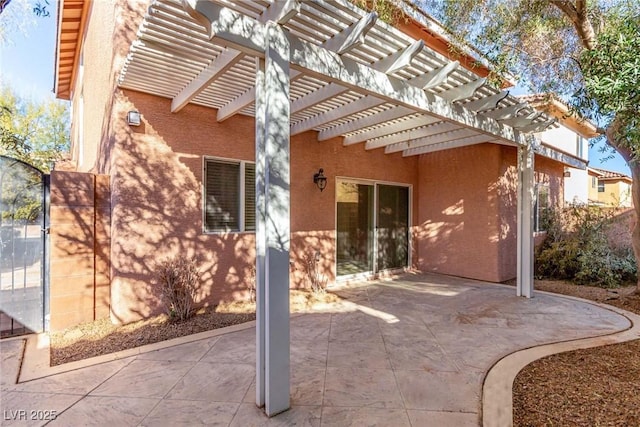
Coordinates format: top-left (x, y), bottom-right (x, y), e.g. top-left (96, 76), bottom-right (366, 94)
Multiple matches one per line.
top-left (365, 121), bottom-right (461, 150)
top-left (116, 0), bottom-right (587, 416)
top-left (180, 1), bottom-right (533, 147)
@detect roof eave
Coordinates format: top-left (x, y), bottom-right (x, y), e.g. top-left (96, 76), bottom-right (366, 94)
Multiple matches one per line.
top-left (537, 142), bottom-right (587, 169)
top-left (54, 0), bottom-right (92, 100)
top-left (522, 95), bottom-right (599, 139)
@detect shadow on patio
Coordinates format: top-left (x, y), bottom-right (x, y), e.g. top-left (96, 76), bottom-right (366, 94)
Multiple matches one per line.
top-left (0, 272), bottom-right (631, 426)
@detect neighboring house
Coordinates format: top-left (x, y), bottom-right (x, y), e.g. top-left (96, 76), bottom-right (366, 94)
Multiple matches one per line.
top-left (49, 0), bottom-right (587, 329)
top-left (588, 167), bottom-right (633, 207)
top-left (518, 94), bottom-right (598, 207)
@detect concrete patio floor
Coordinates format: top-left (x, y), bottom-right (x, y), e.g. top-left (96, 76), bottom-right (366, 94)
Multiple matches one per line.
top-left (0, 273), bottom-right (633, 426)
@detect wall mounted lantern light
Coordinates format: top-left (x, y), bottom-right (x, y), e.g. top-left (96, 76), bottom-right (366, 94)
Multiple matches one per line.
top-left (127, 110), bottom-right (141, 126)
top-left (313, 168), bottom-right (327, 192)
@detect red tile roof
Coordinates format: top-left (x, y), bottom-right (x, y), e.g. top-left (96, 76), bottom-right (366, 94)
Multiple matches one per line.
top-left (590, 167), bottom-right (632, 182)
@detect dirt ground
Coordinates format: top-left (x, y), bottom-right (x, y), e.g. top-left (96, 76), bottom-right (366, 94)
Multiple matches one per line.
top-left (513, 280), bottom-right (640, 427)
top-left (50, 289), bottom-right (341, 366)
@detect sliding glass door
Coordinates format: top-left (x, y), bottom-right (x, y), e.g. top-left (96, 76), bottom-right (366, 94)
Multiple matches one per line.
top-left (336, 179), bottom-right (410, 277)
top-left (377, 184), bottom-right (409, 271)
top-left (336, 181), bottom-right (374, 276)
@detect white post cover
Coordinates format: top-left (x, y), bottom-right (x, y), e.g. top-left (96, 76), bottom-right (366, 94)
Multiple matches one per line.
top-left (255, 56), bottom-right (266, 408)
top-left (255, 22), bottom-right (291, 416)
top-left (517, 144), bottom-right (535, 298)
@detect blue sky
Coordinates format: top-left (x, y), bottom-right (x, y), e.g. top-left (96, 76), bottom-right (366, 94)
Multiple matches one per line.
top-left (0, 5), bottom-right (58, 102)
top-left (0, 2), bottom-right (631, 176)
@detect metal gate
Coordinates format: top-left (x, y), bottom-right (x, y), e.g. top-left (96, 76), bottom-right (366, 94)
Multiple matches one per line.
top-left (0, 156), bottom-right (49, 335)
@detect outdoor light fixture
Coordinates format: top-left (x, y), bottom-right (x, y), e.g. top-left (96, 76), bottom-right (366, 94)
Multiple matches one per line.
top-left (313, 168), bottom-right (327, 192)
top-left (127, 110), bottom-right (141, 126)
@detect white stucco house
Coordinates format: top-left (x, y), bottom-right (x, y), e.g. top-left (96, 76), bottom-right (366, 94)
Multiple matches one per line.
top-left (519, 94), bottom-right (598, 206)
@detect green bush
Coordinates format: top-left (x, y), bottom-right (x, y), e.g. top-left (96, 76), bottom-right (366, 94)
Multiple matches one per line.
top-left (535, 205), bottom-right (637, 288)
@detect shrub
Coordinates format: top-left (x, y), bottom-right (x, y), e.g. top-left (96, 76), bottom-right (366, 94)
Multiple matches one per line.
top-left (304, 251), bottom-right (328, 295)
top-left (535, 205), bottom-right (637, 288)
top-left (156, 256), bottom-right (201, 321)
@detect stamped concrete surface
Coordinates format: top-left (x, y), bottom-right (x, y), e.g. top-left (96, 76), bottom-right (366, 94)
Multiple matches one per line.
top-left (0, 273), bottom-right (631, 426)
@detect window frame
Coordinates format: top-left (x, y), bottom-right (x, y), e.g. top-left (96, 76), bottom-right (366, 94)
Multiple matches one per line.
top-left (597, 180), bottom-right (605, 193)
top-left (202, 156), bottom-right (256, 234)
top-left (534, 183), bottom-right (550, 233)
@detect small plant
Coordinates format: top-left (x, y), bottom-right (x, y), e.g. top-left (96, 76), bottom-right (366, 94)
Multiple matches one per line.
top-left (156, 256), bottom-right (201, 321)
top-left (304, 251), bottom-right (328, 295)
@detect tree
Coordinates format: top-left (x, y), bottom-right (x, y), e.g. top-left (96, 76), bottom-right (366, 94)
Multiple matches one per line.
top-left (0, 0), bottom-right (50, 44)
top-left (0, 86), bottom-right (70, 172)
top-left (418, 0), bottom-right (640, 292)
top-left (0, 0), bottom-right (50, 17)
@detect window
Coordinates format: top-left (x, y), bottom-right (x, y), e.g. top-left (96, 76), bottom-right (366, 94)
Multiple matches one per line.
top-left (204, 158), bottom-right (255, 232)
top-left (591, 176), bottom-right (597, 188)
top-left (576, 135), bottom-right (584, 158)
top-left (598, 181), bottom-right (605, 192)
top-left (534, 184), bottom-right (550, 233)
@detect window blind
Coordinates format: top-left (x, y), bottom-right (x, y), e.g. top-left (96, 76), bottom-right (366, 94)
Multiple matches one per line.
top-left (244, 163), bottom-right (256, 231)
top-left (205, 160), bottom-right (240, 231)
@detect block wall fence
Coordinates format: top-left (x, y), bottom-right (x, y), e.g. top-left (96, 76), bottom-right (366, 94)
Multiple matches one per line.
top-left (49, 171), bottom-right (111, 331)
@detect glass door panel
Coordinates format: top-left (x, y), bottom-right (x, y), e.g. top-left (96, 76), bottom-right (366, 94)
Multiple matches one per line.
top-left (376, 184), bottom-right (409, 271)
top-left (336, 181), bottom-right (374, 276)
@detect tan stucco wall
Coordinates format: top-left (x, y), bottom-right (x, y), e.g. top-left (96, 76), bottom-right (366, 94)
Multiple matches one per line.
top-left (416, 144), bottom-right (503, 282)
top-left (416, 144), bottom-right (563, 283)
top-left (588, 173), bottom-right (600, 202)
top-left (63, 0), bottom-right (568, 324)
top-left (497, 149), bottom-right (564, 280)
top-left (68, 0), bottom-right (149, 174)
top-left (105, 90), bottom-right (421, 323)
top-left (600, 181), bottom-right (632, 207)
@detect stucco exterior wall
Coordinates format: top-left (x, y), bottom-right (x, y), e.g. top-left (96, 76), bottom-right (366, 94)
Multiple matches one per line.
top-left (68, 0), bottom-right (149, 175)
top-left (496, 148), bottom-right (564, 280)
top-left (564, 167), bottom-right (589, 205)
top-left (601, 181), bottom-right (632, 207)
top-left (106, 90), bottom-right (420, 323)
top-left (539, 125), bottom-right (585, 160)
top-left (588, 172), bottom-right (600, 202)
top-left (60, 0), bottom-right (569, 325)
top-left (416, 144), bottom-right (503, 282)
top-left (416, 144), bottom-right (564, 283)
top-left (537, 122), bottom-right (588, 206)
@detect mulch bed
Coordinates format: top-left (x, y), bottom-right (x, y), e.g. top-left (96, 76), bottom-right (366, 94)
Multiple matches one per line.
top-left (49, 289), bottom-right (341, 366)
top-left (513, 280), bottom-right (640, 426)
top-left (50, 309), bottom-right (256, 366)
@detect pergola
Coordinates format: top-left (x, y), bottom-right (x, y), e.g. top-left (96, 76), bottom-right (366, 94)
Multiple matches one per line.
top-left (118, 0), bottom-right (584, 416)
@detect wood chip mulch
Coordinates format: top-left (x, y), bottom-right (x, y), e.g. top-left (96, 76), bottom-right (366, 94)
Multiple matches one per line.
top-left (513, 280), bottom-right (640, 427)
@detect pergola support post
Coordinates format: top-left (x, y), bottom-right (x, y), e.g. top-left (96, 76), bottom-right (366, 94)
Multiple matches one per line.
top-left (254, 22), bottom-right (291, 417)
top-left (516, 143), bottom-right (535, 298)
